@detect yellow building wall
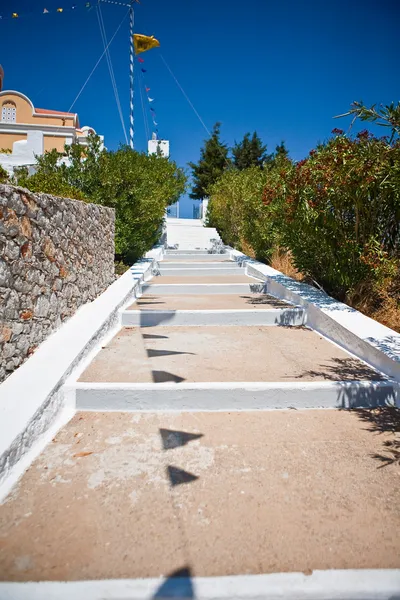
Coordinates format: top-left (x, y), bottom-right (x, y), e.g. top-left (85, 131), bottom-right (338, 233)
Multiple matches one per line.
top-left (0, 132), bottom-right (26, 151)
top-left (0, 93), bottom-right (75, 127)
top-left (43, 136), bottom-right (68, 152)
top-left (0, 133), bottom-right (69, 153)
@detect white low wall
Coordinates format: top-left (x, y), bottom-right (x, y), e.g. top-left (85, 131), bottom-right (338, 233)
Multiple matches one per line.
top-left (229, 249), bottom-right (400, 385)
top-left (1, 569), bottom-right (399, 600)
top-left (0, 247), bottom-right (163, 496)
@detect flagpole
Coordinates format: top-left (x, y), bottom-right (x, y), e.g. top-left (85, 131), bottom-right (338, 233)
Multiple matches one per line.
top-left (129, 0), bottom-right (134, 149)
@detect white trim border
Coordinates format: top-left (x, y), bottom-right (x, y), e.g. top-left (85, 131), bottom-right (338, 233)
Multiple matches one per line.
top-left (73, 380), bottom-right (398, 412)
top-left (228, 249), bottom-right (400, 386)
top-left (0, 247), bottom-right (163, 497)
top-left (0, 569), bottom-right (399, 600)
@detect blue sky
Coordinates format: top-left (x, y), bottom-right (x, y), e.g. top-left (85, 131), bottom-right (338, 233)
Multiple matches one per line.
top-left (1, 0), bottom-right (399, 217)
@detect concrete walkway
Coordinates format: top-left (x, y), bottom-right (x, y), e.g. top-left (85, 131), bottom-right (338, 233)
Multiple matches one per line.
top-left (0, 250), bottom-right (399, 595)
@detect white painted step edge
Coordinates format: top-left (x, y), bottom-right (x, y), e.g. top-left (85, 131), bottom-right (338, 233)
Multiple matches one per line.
top-left (141, 283), bottom-right (266, 295)
top-left (159, 262), bottom-right (240, 267)
top-left (73, 380), bottom-right (399, 411)
top-left (157, 268), bottom-right (244, 273)
top-left (164, 252), bottom-right (228, 256)
top-left (0, 569), bottom-right (399, 600)
top-left (121, 308), bottom-right (306, 327)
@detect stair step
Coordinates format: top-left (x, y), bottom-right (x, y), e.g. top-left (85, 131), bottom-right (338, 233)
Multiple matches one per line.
top-left (158, 267), bottom-right (244, 277)
top-left (164, 253), bottom-right (228, 260)
top-left (121, 307), bottom-right (306, 327)
top-left (141, 283), bottom-right (266, 294)
top-left (74, 380), bottom-right (396, 411)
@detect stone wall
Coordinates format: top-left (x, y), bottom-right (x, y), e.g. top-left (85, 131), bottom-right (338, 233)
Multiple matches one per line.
top-left (0, 184), bottom-right (115, 382)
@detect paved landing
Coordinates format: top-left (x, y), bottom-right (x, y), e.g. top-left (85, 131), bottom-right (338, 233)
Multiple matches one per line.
top-left (129, 293), bottom-right (291, 310)
top-left (147, 275), bottom-right (261, 284)
top-left (161, 258), bottom-right (234, 263)
top-left (0, 410), bottom-right (398, 581)
top-left (79, 326), bottom-right (383, 383)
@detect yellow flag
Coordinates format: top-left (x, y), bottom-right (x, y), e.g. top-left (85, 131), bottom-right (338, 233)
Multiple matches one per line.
top-left (134, 34), bottom-right (160, 55)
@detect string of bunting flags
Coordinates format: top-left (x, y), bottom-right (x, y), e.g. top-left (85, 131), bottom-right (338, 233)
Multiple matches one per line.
top-left (0, 0), bottom-right (138, 20)
top-left (134, 34), bottom-right (160, 136)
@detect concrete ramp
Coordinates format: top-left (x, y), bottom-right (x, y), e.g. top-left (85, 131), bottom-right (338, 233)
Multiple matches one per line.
top-left (166, 217), bottom-right (222, 251)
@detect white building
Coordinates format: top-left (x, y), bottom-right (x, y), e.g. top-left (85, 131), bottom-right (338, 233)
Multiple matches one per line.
top-left (148, 135), bottom-right (169, 158)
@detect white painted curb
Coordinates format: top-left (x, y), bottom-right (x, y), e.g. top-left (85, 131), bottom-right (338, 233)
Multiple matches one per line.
top-left (0, 250), bottom-right (162, 490)
top-left (141, 283), bottom-right (266, 295)
top-left (0, 569), bottom-right (399, 599)
top-left (158, 267), bottom-right (244, 276)
top-left (229, 249), bottom-right (400, 384)
top-left (160, 261), bottom-right (241, 268)
top-left (164, 253), bottom-right (230, 261)
top-left (74, 380), bottom-right (398, 411)
top-left (121, 308), bottom-right (306, 327)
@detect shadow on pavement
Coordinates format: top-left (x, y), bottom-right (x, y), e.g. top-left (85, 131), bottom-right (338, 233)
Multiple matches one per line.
top-left (147, 349), bottom-right (195, 358)
top-left (152, 371), bottom-right (186, 383)
top-left (160, 429), bottom-right (203, 450)
top-left (241, 294), bottom-right (290, 308)
top-left (292, 357), bottom-right (386, 382)
top-left (354, 406), bottom-right (400, 468)
top-left (167, 466), bottom-right (199, 487)
top-left (152, 566), bottom-right (194, 599)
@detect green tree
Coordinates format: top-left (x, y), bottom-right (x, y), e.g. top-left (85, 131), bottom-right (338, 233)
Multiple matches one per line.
top-left (232, 132), bottom-right (269, 170)
top-left (13, 149), bottom-right (87, 200)
top-left (93, 147), bottom-right (186, 263)
top-left (336, 100), bottom-right (400, 141)
top-left (0, 164), bottom-right (8, 183)
top-left (13, 135), bottom-right (186, 264)
top-left (273, 141), bottom-right (289, 162)
top-left (189, 122), bottom-right (230, 199)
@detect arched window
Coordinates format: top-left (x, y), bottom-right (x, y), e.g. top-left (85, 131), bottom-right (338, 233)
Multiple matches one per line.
top-left (1, 101), bottom-right (16, 123)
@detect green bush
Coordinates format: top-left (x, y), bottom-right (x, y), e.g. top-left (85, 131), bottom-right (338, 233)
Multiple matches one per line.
top-left (207, 166), bottom-right (280, 262)
top-left (208, 129), bottom-right (399, 301)
top-left (274, 132), bottom-right (400, 298)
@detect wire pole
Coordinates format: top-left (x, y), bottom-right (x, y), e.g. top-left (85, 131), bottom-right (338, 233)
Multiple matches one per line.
top-left (129, 0), bottom-right (135, 148)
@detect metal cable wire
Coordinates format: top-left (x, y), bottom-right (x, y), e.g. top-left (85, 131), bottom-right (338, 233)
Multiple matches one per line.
top-left (97, 3), bottom-right (128, 143)
top-left (66, 7), bottom-right (129, 115)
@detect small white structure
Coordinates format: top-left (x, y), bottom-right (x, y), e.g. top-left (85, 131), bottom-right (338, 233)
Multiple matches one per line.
top-left (201, 198), bottom-right (209, 223)
top-left (165, 217), bottom-right (221, 251)
top-left (0, 131), bottom-right (44, 175)
top-left (148, 135), bottom-right (169, 158)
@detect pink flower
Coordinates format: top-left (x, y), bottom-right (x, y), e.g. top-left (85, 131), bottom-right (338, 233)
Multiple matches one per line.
top-left (357, 129), bottom-right (370, 139)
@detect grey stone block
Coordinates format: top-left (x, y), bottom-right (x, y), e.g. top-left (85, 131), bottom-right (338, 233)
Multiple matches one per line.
top-left (3, 343), bottom-right (16, 359)
top-left (0, 260), bottom-right (11, 286)
top-left (9, 192), bottom-right (27, 215)
top-left (5, 239), bottom-right (20, 261)
top-left (34, 295), bottom-right (50, 318)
